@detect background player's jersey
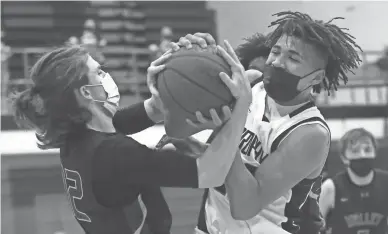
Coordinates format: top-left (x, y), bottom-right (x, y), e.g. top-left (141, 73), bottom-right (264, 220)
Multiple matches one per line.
top-left (325, 170), bottom-right (388, 234)
top-left (60, 129), bottom-right (171, 234)
top-left (197, 82), bottom-right (329, 234)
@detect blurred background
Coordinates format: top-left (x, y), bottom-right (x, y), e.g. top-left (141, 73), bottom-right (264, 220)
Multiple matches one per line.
top-left (1, 1), bottom-right (387, 234)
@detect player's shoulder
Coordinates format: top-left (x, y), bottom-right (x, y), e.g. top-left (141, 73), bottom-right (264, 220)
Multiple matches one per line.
top-left (288, 122), bottom-right (330, 146)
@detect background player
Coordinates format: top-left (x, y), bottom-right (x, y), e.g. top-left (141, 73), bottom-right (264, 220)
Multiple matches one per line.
top-left (166, 10), bottom-right (362, 234)
top-left (11, 44), bottom-right (252, 234)
top-left (235, 32), bottom-right (271, 86)
top-left (319, 128), bottom-right (388, 234)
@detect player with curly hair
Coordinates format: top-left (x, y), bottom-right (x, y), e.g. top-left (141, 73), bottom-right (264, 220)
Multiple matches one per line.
top-left (162, 11), bottom-right (362, 234)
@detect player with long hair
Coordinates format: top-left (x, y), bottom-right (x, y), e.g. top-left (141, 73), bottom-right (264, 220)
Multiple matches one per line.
top-left (10, 43), bottom-right (252, 234)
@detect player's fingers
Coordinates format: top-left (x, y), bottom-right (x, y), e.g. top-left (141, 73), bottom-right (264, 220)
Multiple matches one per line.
top-left (148, 64), bottom-right (166, 76)
top-left (193, 32), bottom-right (216, 46)
top-left (216, 45), bottom-right (239, 70)
top-left (147, 64), bottom-right (166, 79)
top-left (150, 53), bottom-right (172, 66)
top-left (178, 37), bottom-right (193, 49)
top-left (209, 108), bottom-right (223, 126)
top-left (186, 118), bottom-right (199, 128)
top-left (219, 72), bottom-right (239, 98)
top-left (221, 106), bottom-right (232, 121)
top-left (195, 111), bottom-right (207, 124)
top-left (147, 70), bottom-right (161, 97)
top-left (148, 85), bottom-right (160, 100)
top-left (245, 69), bottom-right (263, 84)
top-left (185, 33), bottom-right (207, 48)
top-left (167, 42), bottom-right (180, 52)
top-left (223, 40), bottom-right (240, 64)
top-left (155, 134), bottom-right (171, 150)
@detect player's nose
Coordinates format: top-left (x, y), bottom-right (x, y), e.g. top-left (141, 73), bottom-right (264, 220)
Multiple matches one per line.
top-left (359, 150), bottom-right (368, 158)
top-left (270, 57), bottom-right (286, 69)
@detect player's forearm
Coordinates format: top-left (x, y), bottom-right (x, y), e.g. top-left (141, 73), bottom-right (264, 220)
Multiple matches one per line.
top-left (196, 102), bottom-right (249, 188)
top-left (112, 101), bottom-right (156, 135)
top-left (225, 154), bottom-right (263, 220)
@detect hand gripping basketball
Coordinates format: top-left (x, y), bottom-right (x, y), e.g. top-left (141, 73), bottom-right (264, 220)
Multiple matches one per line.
top-left (184, 40), bottom-right (253, 130)
top-left (147, 48), bottom-right (233, 132)
top-left (216, 40), bottom-right (252, 104)
top-left (166, 32), bottom-right (216, 52)
top-left (172, 32), bottom-right (263, 85)
top-left (147, 52), bottom-right (172, 113)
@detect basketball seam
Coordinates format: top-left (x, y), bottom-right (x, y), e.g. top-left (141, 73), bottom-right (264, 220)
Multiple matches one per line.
top-left (168, 67), bottom-right (230, 102)
top-left (162, 71), bottom-right (198, 116)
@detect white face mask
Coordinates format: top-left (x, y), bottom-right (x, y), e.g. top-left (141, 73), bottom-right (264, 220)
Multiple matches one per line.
top-left (83, 72), bottom-right (120, 107)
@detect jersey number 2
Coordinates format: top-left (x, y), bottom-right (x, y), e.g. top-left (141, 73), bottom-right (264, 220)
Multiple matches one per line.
top-left (63, 168), bottom-right (92, 222)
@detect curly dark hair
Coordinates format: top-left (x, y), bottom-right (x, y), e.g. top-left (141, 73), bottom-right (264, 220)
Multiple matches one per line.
top-left (235, 33), bottom-right (271, 70)
top-left (266, 11), bottom-right (363, 94)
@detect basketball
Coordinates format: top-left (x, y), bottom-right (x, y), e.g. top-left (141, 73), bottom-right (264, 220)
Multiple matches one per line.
top-left (156, 45), bottom-right (234, 138)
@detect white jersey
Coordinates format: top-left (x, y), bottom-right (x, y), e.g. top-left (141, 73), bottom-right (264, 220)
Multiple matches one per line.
top-left (196, 82), bottom-right (330, 234)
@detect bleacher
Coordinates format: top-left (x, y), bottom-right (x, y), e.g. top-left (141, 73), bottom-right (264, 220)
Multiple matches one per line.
top-left (137, 1), bottom-right (217, 45)
top-left (1, 1), bottom-right (218, 114)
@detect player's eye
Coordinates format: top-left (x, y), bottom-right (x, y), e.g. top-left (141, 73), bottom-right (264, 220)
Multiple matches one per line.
top-left (364, 147), bottom-right (372, 153)
top-left (289, 56), bottom-right (300, 63)
top-left (351, 148), bottom-right (360, 154)
top-left (270, 50), bottom-right (280, 55)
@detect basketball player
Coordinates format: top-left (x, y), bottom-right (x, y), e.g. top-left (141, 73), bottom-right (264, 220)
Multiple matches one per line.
top-left (11, 43), bottom-right (252, 234)
top-left (319, 128), bottom-right (388, 234)
top-left (235, 32), bottom-right (271, 87)
top-left (164, 11), bottom-right (362, 234)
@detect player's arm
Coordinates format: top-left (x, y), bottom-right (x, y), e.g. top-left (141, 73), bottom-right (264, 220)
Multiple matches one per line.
top-left (225, 123), bottom-right (330, 220)
top-left (319, 178), bottom-right (335, 220)
top-left (94, 92), bottom-right (249, 190)
top-left (112, 100), bottom-right (160, 135)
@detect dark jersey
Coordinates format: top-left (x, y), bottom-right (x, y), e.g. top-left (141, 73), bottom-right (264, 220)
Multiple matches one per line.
top-left (60, 102), bottom-right (200, 234)
top-left (325, 170), bottom-right (388, 234)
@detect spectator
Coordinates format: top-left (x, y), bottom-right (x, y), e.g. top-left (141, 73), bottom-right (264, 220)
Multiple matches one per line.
top-left (319, 128), bottom-right (388, 234)
top-left (66, 19), bottom-right (106, 64)
top-left (148, 26), bottom-right (174, 61)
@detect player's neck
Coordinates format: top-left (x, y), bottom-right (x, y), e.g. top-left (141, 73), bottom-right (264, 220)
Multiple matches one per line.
top-left (347, 168), bottom-right (374, 186)
top-left (86, 112), bottom-right (116, 133)
top-left (268, 89), bottom-right (313, 117)
top-left (268, 96), bottom-right (310, 117)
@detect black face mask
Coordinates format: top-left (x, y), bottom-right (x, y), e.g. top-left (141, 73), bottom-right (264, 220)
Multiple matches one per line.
top-left (263, 65), bottom-right (319, 103)
top-left (349, 158), bottom-right (375, 177)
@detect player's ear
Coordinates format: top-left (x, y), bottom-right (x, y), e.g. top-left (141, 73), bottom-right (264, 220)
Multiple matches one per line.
top-left (77, 86), bottom-right (94, 101)
top-left (340, 154), bottom-right (349, 166)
